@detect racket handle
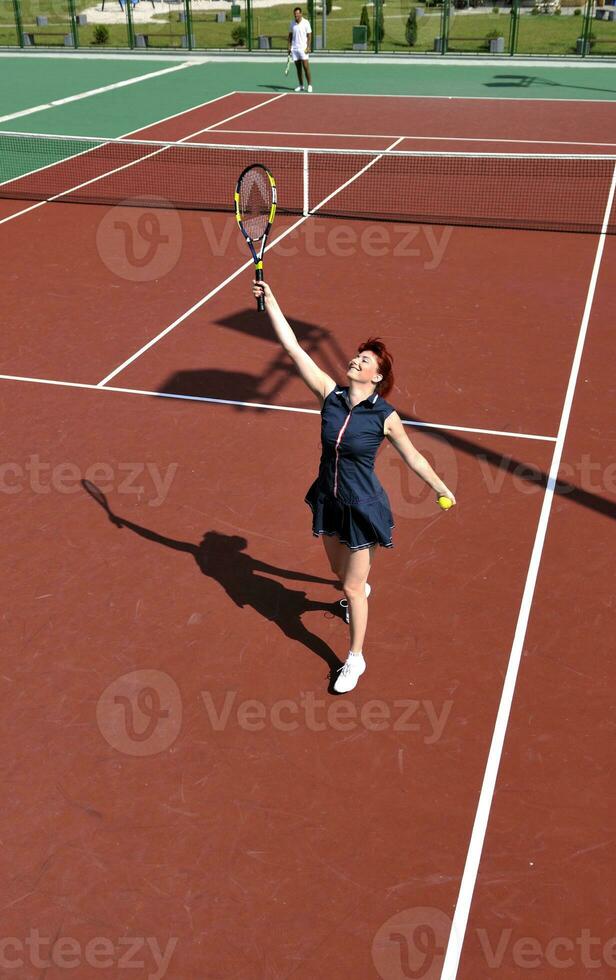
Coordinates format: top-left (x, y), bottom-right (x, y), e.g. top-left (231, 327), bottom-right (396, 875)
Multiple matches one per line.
top-left (256, 265), bottom-right (265, 313)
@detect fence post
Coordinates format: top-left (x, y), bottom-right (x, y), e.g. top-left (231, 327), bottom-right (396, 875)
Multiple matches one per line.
top-left (374, 0), bottom-right (379, 52)
top-left (125, 0), bottom-right (135, 48)
top-left (580, 0), bottom-right (593, 55)
top-left (246, 0), bottom-right (252, 51)
top-left (508, 0), bottom-right (519, 54)
top-left (67, 0), bottom-right (79, 47)
top-left (183, 0), bottom-right (193, 48)
top-left (12, 0), bottom-right (24, 46)
top-left (308, 0), bottom-right (315, 39)
top-left (440, 0), bottom-right (450, 53)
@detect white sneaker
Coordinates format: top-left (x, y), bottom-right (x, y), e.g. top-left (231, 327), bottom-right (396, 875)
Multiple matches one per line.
top-left (294, 85), bottom-right (304, 92)
top-left (307, 85), bottom-right (313, 93)
top-left (334, 652), bottom-right (366, 693)
top-left (339, 583), bottom-right (371, 625)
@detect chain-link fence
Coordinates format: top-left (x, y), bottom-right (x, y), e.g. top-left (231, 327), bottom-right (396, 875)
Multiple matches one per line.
top-left (1, 0), bottom-right (614, 55)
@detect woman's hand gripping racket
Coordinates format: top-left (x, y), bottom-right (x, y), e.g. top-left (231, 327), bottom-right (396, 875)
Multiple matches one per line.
top-left (235, 163), bottom-right (277, 312)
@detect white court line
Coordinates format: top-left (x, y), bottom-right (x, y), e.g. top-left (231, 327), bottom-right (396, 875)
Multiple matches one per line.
top-left (215, 128), bottom-right (616, 150)
top-left (0, 373), bottom-right (557, 442)
top-left (439, 161), bottom-right (616, 980)
top-left (0, 92), bottom-right (286, 226)
top-left (237, 88), bottom-right (616, 105)
top-left (96, 135), bottom-right (404, 387)
top-left (0, 61), bottom-right (196, 124)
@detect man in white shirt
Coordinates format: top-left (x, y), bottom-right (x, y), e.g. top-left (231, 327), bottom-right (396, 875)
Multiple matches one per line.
top-left (288, 6), bottom-right (313, 93)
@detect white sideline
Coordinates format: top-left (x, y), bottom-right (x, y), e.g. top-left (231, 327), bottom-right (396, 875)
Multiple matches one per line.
top-left (0, 373), bottom-right (558, 442)
top-left (439, 161), bottom-right (616, 980)
top-left (0, 91), bottom-right (283, 225)
top-left (0, 61), bottom-right (195, 124)
top-left (96, 135), bottom-right (404, 386)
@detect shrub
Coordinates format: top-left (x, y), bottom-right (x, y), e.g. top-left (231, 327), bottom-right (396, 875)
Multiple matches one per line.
top-left (92, 24), bottom-right (109, 43)
top-left (326, 0), bottom-right (332, 11)
top-left (492, 5), bottom-right (498, 11)
top-left (405, 5), bottom-right (418, 43)
top-left (486, 27), bottom-right (502, 37)
top-left (231, 23), bottom-right (246, 44)
top-left (360, 4), bottom-right (371, 41)
top-left (530, 6), bottom-right (540, 13)
top-left (573, 6), bottom-right (581, 12)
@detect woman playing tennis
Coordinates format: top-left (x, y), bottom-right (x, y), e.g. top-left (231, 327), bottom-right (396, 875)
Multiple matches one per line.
top-left (253, 279), bottom-right (456, 693)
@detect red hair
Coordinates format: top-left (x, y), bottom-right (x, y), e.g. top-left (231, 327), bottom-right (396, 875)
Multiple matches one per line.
top-left (357, 337), bottom-right (395, 399)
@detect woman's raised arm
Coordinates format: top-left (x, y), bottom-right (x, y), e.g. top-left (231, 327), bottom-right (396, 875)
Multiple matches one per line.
top-left (253, 279), bottom-right (336, 406)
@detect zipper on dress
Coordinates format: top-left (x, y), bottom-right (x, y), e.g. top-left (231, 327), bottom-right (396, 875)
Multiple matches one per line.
top-left (333, 409), bottom-right (352, 498)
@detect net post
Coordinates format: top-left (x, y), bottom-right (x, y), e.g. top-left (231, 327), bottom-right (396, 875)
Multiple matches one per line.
top-left (12, 0), bottom-right (24, 45)
top-left (302, 149), bottom-right (309, 216)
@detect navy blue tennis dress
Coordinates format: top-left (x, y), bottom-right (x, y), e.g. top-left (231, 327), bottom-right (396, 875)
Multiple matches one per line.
top-left (305, 386), bottom-right (396, 551)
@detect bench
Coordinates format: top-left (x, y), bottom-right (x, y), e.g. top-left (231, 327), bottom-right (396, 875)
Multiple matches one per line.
top-left (135, 31), bottom-right (191, 45)
top-left (23, 31), bottom-right (73, 44)
top-left (256, 33), bottom-right (289, 48)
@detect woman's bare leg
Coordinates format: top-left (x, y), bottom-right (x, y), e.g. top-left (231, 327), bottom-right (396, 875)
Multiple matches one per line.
top-left (342, 546), bottom-right (374, 653)
top-left (322, 535), bottom-right (350, 587)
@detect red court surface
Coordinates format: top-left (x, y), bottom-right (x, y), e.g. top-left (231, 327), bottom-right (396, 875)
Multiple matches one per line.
top-left (1, 91), bottom-right (615, 980)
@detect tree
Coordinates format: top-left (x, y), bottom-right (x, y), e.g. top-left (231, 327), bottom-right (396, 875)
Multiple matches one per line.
top-left (405, 5), bottom-right (417, 44)
top-left (360, 4), bottom-right (372, 42)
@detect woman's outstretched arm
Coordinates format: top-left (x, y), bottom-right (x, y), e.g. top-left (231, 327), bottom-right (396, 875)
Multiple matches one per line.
top-left (253, 279), bottom-right (336, 406)
top-left (384, 412), bottom-right (457, 506)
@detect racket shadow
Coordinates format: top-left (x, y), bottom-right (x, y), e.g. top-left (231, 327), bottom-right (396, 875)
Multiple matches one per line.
top-left (157, 308), bottom-right (348, 410)
top-left (81, 481), bottom-right (345, 690)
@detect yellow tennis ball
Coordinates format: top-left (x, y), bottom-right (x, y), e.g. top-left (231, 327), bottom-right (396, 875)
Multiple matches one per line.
top-left (438, 495), bottom-right (453, 510)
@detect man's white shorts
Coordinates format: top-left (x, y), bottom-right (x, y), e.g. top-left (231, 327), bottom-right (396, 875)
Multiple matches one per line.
top-left (291, 47), bottom-right (309, 61)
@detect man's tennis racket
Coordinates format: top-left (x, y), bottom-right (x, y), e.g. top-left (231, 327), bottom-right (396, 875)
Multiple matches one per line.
top-left (234, 163), bottom-right (277, 313)
top-left (284, 53), bottom-right (291, 75)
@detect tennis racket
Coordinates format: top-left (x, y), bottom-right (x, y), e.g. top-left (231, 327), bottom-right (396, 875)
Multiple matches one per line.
top-left (284, 52), bottom-right (291, 75)
top-left (234, 163), bottom-right (277, 313)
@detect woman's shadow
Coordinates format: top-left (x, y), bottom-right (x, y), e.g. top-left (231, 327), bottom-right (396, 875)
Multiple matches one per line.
top-left (82, 481), bottom-right (345, 691)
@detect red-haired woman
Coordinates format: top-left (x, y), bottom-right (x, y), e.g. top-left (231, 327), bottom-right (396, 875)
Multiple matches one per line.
top-left (254, 280), bottom-right (455, 693)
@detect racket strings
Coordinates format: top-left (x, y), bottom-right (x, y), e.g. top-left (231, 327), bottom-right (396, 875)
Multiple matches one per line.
top-left (239, 168), bottom-right (270, 240)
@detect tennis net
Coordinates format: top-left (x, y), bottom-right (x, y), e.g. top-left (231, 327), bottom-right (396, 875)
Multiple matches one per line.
top-left (1, 130), bottom-right (615, 234)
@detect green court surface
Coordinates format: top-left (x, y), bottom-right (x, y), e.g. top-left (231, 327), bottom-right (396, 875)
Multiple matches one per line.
top-left (0, 56), bottom-right (615, 139)
top-left (0, 57), bottom-right (182, 117)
